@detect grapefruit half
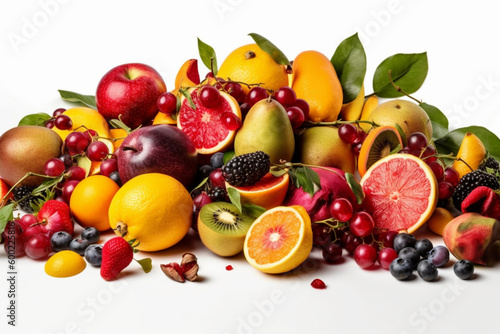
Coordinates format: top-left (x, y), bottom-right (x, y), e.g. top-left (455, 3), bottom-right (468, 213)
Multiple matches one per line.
top-left (177, 88), bottom-right (241, 155)
top-left (360, 153), bottom-right (438, 233)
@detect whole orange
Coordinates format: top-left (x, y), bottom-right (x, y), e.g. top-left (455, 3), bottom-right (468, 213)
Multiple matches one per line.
top-left (70, 175), bottom-right (120, 231)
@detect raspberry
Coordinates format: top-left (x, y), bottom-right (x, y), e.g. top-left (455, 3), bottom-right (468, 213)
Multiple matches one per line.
top-left (222, 151), bottom-right (270, 187)
top-left (452, 170), bottom-right (500, 210)
top-left (12, 186), bottom-right (44, 213)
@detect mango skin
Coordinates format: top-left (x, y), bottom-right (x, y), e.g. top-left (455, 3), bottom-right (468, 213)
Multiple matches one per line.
top-left (443, 212), bottom-right (500, 266)
top-left (234, 99), bottom-right (294, 164)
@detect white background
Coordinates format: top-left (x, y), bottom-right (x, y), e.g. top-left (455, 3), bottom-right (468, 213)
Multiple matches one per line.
top-left (1, 0), bottom-right (500, 333)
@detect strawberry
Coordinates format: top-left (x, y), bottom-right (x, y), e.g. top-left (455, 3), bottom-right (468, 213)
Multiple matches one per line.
top-left (100, 237), bottom-right (152, 281)
top-left (35, 200), bottom-right (73, 236)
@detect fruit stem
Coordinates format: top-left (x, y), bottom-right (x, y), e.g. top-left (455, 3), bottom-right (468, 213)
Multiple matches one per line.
top-left (313, 219), bottom-right (346, 230)
top-left (302, 119), bottom-right (379, 129)
top-left (388, 70), bottom-right (422, 105)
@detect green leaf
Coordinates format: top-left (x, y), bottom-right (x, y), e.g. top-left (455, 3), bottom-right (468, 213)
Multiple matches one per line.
top-left (197, 38), bottom-right (218, 75)
top-left (180, 88), bottom-right (196, 110)
top-left (241, 203), bottom-right (266, 219)
top-left (292, 167), bottom-right (321, 197)
top-left (248, 33), bottom-right (290, 65)
top-left (135, 258), bottom-right (153, 273)
top-left (192, 177), bottom-right (208, 192)
top-left (419, 103), bottom-right (449, 140)
top-left (0, 203), bottom-right (14, 235)
top-left (223, 151), bottom-right (235, 165)
top-left (18, 113), bottom-right (52, 127)
top-left (372, 52), bottom-right (428, 98)
top-left (227, 187), bottom-right (242, 213)
top-left (32, 176), bottom-right (63, 195)
top-left (394, 123), bottom-right (407, 145)
top-left (434, 126), bottom-right (500, 161)
top-left (345, 173), bottom-right (364, 205)
top-left (58, 90), bottom-right (96, 109)
top-left (269, 169), bottom-right (288, 177)
top-left (331, 33), bottom-right (367, 103)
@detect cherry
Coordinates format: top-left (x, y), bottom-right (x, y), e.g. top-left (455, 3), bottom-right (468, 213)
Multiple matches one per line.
top-left (44, 158), bottom-right (66, 177)
top-left (65, 132), bottom-right (89, 155)
top-left (54, 114), bottom-right (73, 130)
top-left (427, 161), bottom-right (444, 181)
top-left (157, 92), bottom-right (177, 115)
top-left (274, 87), bottom-right (296, 107)
top-left (338, 124), bottom-right (358, 144)
top-left (224, 82), bottom-right (243, 100)
top-left (354, 244), bottom-right (378, 269)
top-left (294, 99), bottom-right (310, 118)
top-left (349, 211), bottom-right (374, 237)
top-left (66, 166), bottom-right (86, 182)
top-left (209, 168), bottom-right (226, 189)
top-left (246, 87), bottom-right (268, 106)
top-left (52, 108), bottom-right (66, 117)
top-left (407, 132), bottom-right (428, 151)
top-left (438, 181), bottom-right (455, 200)
top-left (330, 198), bottom-right (353, 222)
top-left (199, 86), bottom-right (220, 108)
top-left (62, 180), bottom-right (80, 203)
top-left (444, 167), bottom-right (460, 187)
top-left (221, 112), bottom-right (242, 131)
top-left (378, 247), bottom-right (398, 270)
top-left (286, 106), bottom-right (305, 129)
top-left (100, 158), bottom-right (118, 177)
top-left (86, 141), bottom-right (109, 162)
top-left (24, 234), bottom-right (52, 260)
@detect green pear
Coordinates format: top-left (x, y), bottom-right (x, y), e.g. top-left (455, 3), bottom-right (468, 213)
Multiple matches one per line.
top-left (234, 99), bottom-right (294, 164)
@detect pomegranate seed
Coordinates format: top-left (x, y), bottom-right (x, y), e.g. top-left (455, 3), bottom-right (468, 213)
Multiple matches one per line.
top-left (311, 278), bottom-right (326, 289)
top-left (225, 265), bottom-right (233, 271)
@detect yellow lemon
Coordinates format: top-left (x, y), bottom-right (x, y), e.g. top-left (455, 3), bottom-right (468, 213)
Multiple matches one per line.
top-left (218, 44), bottom-right (289, 95)
top-left (453, 132), bottom-right (487, 179)
top-left (108, 173), bottom-right (193, 252)
top-left (45, 250), bottom-right (86, 278)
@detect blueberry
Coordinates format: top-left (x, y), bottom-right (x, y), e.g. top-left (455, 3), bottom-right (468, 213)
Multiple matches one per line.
top-left (417, 260), bottom-right (438, 281)
top-left (81, 227), bottom-right (100, 244)
top-left (454, 259), bottom-right (474, 280)
top-left (393, 233), bottom-right (416, 253)
top-left (389, 258), bottom-right (413, 280)
top-left (415, 238), bottom-right (433, 257)
top-left (69, 238), bottom-right (90, 256)
top-left (398, 247), bottom-right (421, 267)
top-left (198, 165), bottom-right (213, 179)
top-left (50, 231), bottom-right (72, 252)
top-left (210, 152), bottom-right (225, 169)
top-left (84, 244), bottom-right (103, 267)
top-left (428, 245), bottom-right (450, 268)
top-left (109, 171), bottom-right (122, 187)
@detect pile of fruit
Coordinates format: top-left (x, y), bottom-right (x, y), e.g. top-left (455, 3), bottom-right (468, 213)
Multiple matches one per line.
top-left (2, 33), bottom-right (500, 283)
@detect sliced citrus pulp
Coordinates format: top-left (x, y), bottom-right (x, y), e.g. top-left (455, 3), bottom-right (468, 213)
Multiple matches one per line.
top-left (360, 153), bottom-right (438, 233)
top-left (243, 205), bottom-right (313, 274)
top-left (358, 125), bottom-right (403, 177)
top-left (177, 88), bottom-right (241, 155)
top-left (225, 173), bottom-right (289, 210)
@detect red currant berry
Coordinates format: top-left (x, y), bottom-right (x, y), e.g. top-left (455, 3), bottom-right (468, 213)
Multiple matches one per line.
top-left (199, 86), bottom-right (220, 108)
top-left (157, 92), bottom-right (177, 115)
top-left (338, 124), bottom-right (358, 144)
top-left (407, 132), bottom-right (428, 151)
top-left (378, 247), bottom-right (398, 270)
top-left (286, 106), bottom-right (305, 130)
top-left (100, 158), bottom-right (118, 177)
top-left (221, 112), bottom-right (241, 131)
top-left (330, 198), bottom-right (353, 221)
top-left (44, 158), bottom-right (66, 177)
top-left (354, 244), bottom-right (378, 269)
top-left (444, 167), bottom-right (460, 187)
top-left (54, 114), bottom-right (73, 130)
top-left (274, 87), bottom-right (296, 107)
top-left (349, 212), bottom-right (374, 237)
top-left (294, 99), bottom-right (310, 118)
top-left (246, 87), bottom-right (268, 106)
top-left (65, 132), bottom-right (90, 155)
top-left (86, 141), bottom-right (109, 162)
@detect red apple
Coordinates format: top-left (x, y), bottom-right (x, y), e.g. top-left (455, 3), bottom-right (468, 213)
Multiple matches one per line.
top-left (95, 63), bottom-right (167, 129)
top-left (116, 124), bottom-right (198, 188)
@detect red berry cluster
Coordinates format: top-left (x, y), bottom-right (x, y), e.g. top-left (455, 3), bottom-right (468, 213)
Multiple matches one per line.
top-left (338, 123), bottom-right (367, 155)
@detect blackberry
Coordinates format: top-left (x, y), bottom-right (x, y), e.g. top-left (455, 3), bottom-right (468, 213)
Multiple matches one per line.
top-left (12, 186), bottom-right (43, 213)
top-left (479, 156), bottom-right (500, 175)
top-left (222, 151), bottom-right (270, 187)
top-left (452, 170), bottom-right (500, 210)
top-left (207, 187), bottom-right (228, 202)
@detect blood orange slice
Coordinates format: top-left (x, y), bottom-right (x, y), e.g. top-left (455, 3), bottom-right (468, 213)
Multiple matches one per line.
top-left (225, 173), bottom-right (289, 210)
top-left (177, 88), bottom-right (241, 155)
top-left (243, 205), bottom-right (313, 274)
top-left (360, 154), bottom-right (438, 233)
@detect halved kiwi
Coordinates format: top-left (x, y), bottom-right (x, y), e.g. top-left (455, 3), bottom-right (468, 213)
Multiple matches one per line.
top-left (197, 202), bottom-right (255, 257)
top-left (358, 125), bottom-right (403, 177)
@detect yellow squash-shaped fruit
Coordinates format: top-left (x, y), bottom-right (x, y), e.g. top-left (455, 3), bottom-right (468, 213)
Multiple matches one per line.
top-left (292, 50), bottom-right (343, 122)
top-left (340, 85), bottom-right (365, 121)
top-left (452, 132), bottom-right (486, 179)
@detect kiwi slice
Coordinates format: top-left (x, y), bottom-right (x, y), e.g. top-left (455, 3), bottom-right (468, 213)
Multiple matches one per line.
top-left (197, 202), bottom-right (255, 257)
top-left (358, 126), bottom-right (403, 176)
